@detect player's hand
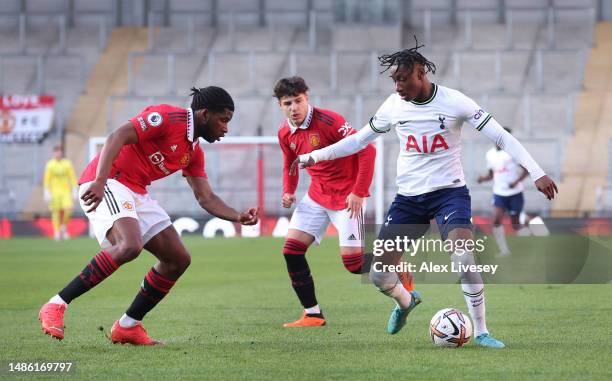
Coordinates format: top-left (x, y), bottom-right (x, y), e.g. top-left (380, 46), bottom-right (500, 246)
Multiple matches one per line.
top-left (282, 193), bottom-right (296, 208)
top-left (346, 193), bottom-right (364, 219)
top-left (43, 190), bottom-right (51, 203)
top-left (477, 176), bottom-right (485, 184)
top-left (289, 155), bottom-right (315, 176)
top-left (535, 175), bottom-right (558, 200)
top-left (81, 179), bottom-right (106, 213)
top-left (509, 181), bottom-right (518, 188)
top-left (237, 207), bottom-right (259, 225)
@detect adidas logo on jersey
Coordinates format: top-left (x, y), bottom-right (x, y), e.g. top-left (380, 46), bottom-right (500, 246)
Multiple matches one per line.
top-left (170, 145), bottom-right (177, 152)
top-left (347, 234), bottom-right (357, 241)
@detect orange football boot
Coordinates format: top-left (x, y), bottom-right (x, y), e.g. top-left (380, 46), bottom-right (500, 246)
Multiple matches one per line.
top-left (398, 270), bottom-right (414, 292)
top-left (110, 320), bottom-right (163, 345)
top-left (39, 303), bottom-right (66, 340)
top-left (283, 312), bottom-right (326, 328)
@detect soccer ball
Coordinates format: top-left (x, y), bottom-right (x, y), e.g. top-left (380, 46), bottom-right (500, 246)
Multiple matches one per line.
top-left (429, 308), bottom-right (472, 347)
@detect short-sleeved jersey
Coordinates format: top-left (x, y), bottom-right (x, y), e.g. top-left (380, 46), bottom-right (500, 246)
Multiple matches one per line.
top-left (486, 147), bottom-right (524, 196)
top-left (278, 106), bottom-right (375, 210)
top-left (79, 104), bottom-right (207, 194)
top-left (369, 84), bottom-right (493, 196)
top-left (44, 158), bottom-right (77, 195)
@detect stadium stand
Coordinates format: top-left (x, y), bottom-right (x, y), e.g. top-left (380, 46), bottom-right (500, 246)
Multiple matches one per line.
top-left (1, 0), bottom-right (608, 221)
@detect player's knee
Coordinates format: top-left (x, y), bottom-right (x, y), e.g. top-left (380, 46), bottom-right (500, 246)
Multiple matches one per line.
top-left (368, 266), bottom-right (392, 288)
top-left (117, 240), bottom-right (143, 263)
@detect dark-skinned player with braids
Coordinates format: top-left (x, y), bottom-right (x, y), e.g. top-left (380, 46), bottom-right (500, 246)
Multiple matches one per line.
top-left (39, 86), bottom-right (259, 345)
top-left (292, 39), bottom-right (558, 348)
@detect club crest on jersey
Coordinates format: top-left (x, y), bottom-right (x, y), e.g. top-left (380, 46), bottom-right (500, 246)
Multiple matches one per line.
top-left (122, 201), bottom-right (134, 211)
top-left (405, 134), bottom-right (449, 153)
top-left (290, 142), bottom-right (296, 151)
top-left (309, 133), bottom-right (320, 148)
top-left (179, 152), bottom-right (191, 167)
top-left (147, 112), bottom-right (163, 127)
top-left (438, 115), bottom-right (446, 129)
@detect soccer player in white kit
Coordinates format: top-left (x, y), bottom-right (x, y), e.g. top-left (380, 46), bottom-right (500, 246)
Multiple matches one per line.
top-left (478, 127), bottom-right (531, 257)
top-left (291, 44), bottom-right (558, 348)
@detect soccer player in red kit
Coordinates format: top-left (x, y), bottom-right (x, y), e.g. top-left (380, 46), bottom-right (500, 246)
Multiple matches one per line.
top-left (38, 86), bottom-right (258, 345)
top-left (275, 76), bottom-right (379, 327)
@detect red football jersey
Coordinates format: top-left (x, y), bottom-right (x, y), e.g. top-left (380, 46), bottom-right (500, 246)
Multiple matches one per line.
top-left (278, 106), bottom-right (376, 210)
top-left (79, 104), bottom-right (207, 194)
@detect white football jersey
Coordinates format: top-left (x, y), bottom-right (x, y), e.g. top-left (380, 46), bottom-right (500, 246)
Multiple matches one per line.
top-left (486, 148), bottom-right (525, 196)
top-left (370, 84), bottom-right (493, 196)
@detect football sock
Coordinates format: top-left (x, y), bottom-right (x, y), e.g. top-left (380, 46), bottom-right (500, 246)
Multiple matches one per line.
top-left (125, 267), bottom-right (176, 321)
top-left (48, 294), bottom-right (67, 306)
top-left (58, 250), bottom-right (119, 303)
top-left (119, 313), bottom-right (139, 328)
top-left (305, 305), bottom-right (321, 315)
top-left (283, 238), bottom-right (318, 309)
top-left (341, 252), bottom-right (363, 274)
top-left (51, 209), bottom-right (61, 237)
top-left (373, 271), bottom-right (412, 309)
top-left (492, 225), bottom-right (510, 254)
top-left (451, 252), bottom-right (488, 336)
top-left (62, 209), bottom-right (72, 225)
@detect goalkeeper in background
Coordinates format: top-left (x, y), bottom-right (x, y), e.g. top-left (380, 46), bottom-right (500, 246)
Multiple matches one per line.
top-left (44, 145), bottom-right (77, 240)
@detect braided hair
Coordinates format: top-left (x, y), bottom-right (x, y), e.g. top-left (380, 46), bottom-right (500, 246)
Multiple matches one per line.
top-left (378, 36), bottom-right (436, 75)
top-left (190, 86), bottom-right (234, 112)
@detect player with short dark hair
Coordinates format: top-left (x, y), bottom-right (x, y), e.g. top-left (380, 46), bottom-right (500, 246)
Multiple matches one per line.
top-left (275, 76), bottom-right (388, 327)
top-left (38, 86), bottom-right (258, 345)
top-left (292, 42), bottom-right (557, 348)
top-left (478, 127), bottom-right (531, 256)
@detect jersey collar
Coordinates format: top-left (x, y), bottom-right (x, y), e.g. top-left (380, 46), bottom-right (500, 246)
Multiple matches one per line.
top-left (410, 83), bottom-right (438, 105)
top-left (187, 108), bottom-right (197, 147)
top-left (289, 105), bottom-right (313, 134)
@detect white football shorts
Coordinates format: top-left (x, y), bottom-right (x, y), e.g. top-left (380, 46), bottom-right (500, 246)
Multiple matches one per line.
top-left (288, 194), bottom-right (365, 247)
top-left (79, 179), bottom-right (172, 249)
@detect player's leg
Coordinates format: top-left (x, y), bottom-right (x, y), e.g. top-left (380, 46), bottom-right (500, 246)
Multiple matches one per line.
top-left (371, 195), bottom-right (426, 334)
top-left (39, 180), bottom-right (143, 340)
top-left (282, 195), bottom-right (327, 327)
top-left (329, 204), bottom-right (367, 274)
top-left (509, 193), bottom-right (531, 236)
top-left (60, 194), bottom-right (73, 240)
top-left (49, 195), bottom-right (61, 241)
top-left (491, 195), bottom-right (511, 256)
top-left (435, 187), bottom-right (504, 348)
top-left (110, 225), bottom-right (189, 345)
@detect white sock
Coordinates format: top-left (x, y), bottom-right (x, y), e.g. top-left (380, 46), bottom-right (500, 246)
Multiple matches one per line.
top-left (461, 283), bottom-right (488, 337)
top-left (305, 305), bottom-right (321, 315)
top-left (48, 294), bottom-right (67, 306)
top-left (385, 281), bottom-right (412, 309)
top-left (492, 225), bottom-right (510, 254)
top-left (119, 313), bottom-right (139, 328)
top-left (451, 252), bottom-right (488, 337)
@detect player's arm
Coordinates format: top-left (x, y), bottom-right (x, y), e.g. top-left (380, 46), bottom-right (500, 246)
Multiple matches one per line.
top-left (290, 96), bottom-right (393, 173)
top-left (510, 166), bottom-right (529, 188)
top-left (186, 176), bottom-right (258, 225)
top-left (279, 131), bottom-right (298, 208)
top-left (81, 122), bottom-right (138, 212)
top-left (477, 169), bottom-right (494, 184)
top-left (478, 119), bottom-right (557, 199)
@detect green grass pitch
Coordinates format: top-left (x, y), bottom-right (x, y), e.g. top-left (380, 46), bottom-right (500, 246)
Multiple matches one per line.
top-left (1, 236), bottom-right (611, 380)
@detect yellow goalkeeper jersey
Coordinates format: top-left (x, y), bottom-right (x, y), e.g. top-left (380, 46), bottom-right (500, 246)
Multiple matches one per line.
top-left (44, 158), bottom-right (77, 195)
